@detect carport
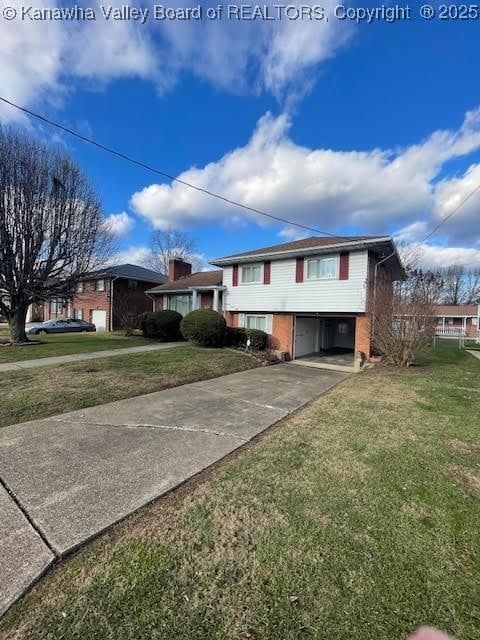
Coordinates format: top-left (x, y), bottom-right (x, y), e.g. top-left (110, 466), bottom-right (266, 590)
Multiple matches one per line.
top-left (293, 315), bottom-right (356, 371)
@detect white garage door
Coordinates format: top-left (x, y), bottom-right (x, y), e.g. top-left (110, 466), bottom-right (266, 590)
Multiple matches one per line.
top-left (91, 310), bottom-right (107, 332)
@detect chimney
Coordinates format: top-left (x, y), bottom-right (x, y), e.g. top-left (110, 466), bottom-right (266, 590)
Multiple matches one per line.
top-left (169, 258), bottom-right (192, 282)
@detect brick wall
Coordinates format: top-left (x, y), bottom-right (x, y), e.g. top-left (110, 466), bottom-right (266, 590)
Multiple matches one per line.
top-left (355, 315), bottom-right (371, 359)
top-left (270, 313), bottom-right (294, 357)
top-left (70, 280), bottom-right (112, 329)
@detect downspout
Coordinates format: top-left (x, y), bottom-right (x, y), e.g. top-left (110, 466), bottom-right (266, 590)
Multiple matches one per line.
top-left (109, 276), bottom-right (119, 331)
top-left (371, 249), bottom-right (397, 351)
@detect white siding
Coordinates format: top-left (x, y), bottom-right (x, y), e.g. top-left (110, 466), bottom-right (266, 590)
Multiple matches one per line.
top-left (223, 251), bottom-right (368, 313)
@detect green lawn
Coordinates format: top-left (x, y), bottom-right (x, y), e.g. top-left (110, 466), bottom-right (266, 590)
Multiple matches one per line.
top-left (0, 327), bottom-right (155, 363)
top-left (1, 342), bottom-right (479, 640)
top-left (0, 347), bottom-right (259, 428)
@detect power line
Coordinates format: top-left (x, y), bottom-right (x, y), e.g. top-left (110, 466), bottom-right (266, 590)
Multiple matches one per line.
top-left (2, 95), bottom-right (477, 245)
top-left (421, 182), bottom-right (480, 243)
top-left (0, 96), bottom-right (341, 238)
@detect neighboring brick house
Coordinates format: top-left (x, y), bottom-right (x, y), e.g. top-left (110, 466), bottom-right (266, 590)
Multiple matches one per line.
top-left (42, 264), bottom-right (165, 331)
top-left (147, 237), bottom-right (404, 370)
top-left (433, 304), bottom-right (480, 338)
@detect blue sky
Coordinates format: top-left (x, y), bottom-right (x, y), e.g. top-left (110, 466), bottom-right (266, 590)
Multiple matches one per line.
top-left (1, 2), bottom-right (480, 269)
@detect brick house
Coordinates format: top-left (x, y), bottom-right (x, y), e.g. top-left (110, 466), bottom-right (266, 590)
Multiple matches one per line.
top-left (433, 304), bottom-right (480, 338)
top-left (40, 264), bottom-right (165, 331)
top-left (147, 236), bottom-right (404, 371)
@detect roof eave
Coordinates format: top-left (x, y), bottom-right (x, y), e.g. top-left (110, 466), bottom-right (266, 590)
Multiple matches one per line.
top-left (210, 237), bottom-right (393, 266)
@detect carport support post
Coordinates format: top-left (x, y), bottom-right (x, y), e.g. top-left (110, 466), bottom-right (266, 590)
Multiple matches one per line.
top-left (192, 289), bottom-right (198, 310)
top-left (213, 288), bottom-right (219, 312)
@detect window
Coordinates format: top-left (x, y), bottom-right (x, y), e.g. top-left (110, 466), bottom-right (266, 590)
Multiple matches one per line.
top-left (95, 279), bottom-right (105, 292)
top-left (246, 315), bottom-right (266, 331)
top-left (76, 281), bottom-right (84, 293)
top-left (241, 264), bottom-right (262, 284)
top-left (167, 294), bottom-right (192, 317)
top-left (306, 256), bottom-right (337, 280)
top-left (74, 309), bottom-right (83, 320)
top-left (49, 299), bottom-right (64, 314)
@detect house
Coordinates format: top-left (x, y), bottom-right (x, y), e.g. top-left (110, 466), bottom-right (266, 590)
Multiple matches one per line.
top-left (39, 264), bottom-right (166, 331)
top-left (146, 259), bottom-right (224, 315)
top-left (433, 304), bottom-right (480, 338)
top-left (148, 236), bottom-right (404, 370)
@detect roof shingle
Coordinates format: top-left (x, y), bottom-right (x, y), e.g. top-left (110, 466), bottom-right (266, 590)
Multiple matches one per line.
top-left (147, 270), bottom-right (223, 293)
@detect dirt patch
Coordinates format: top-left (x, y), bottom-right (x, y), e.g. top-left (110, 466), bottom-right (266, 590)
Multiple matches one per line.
top-left (448, 439), bottom-right (480, 453)
top-left (450, 466), bottom-right (480, 495)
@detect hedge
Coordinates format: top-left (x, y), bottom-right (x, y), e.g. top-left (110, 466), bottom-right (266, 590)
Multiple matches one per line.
top-left (180, 309), bottom-right (226, 347)
top-left (226, 326), bottom-right (268, 351)
top-left (140, 310), bottom-right (182, 341)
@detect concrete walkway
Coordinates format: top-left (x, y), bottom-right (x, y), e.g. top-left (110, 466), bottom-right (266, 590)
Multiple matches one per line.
top-left (466, 349), bottom-right (480, 361)
top-left (0, 342), bottom-right (184, 373)
top-left (0, 364), bottom-right (348, 616)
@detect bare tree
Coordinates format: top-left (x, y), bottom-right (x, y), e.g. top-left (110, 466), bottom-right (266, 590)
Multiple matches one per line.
top-left (149, 229), bottom-right (200, 275)
top-left (437, 264), bottom-right (480, 305)
top-left (372, 268), bottom-right (443, 367)
top-left (0, 126), bottom-right (111, 344)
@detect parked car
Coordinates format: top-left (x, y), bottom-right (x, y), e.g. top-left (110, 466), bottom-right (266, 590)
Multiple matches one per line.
top-left (26, 319), bottom-right (96, 335)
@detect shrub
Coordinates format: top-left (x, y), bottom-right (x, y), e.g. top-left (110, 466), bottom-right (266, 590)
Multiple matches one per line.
top-left (226, 326), bottom-right (247, 347)
top-left (140, 310), bottom-right (182, 341)
top-left (225, 326), bottom-right (268, 351)
top-left (181, 309), bottom-right (226, 347)
top-left (245, 328), bottom-right (268, 351)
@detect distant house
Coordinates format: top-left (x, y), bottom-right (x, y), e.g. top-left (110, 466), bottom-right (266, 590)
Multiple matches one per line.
top-left (433, 304), bottom-right (480, 338)
top-left (148, 236), bottom-right (404, 370)
top-left (37, 264), bottom-right (166, 331)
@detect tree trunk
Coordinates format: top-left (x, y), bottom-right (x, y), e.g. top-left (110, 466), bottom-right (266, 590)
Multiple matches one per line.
top-left (9, 304), bottom-right (29, 344)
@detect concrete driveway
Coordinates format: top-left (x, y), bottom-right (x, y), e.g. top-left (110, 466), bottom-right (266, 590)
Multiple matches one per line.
top-left (0, 363), bottom-right (347, 616)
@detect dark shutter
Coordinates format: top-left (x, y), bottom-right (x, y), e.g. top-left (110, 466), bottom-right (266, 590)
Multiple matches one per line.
top-left (232, 264), bottom-right (239, 286)
top-left (295, 257), bottom-right (304, 283)
top-left (339, 252), bottom-right (349, 280)
top-left (264, 261), bottom-right (271, 285)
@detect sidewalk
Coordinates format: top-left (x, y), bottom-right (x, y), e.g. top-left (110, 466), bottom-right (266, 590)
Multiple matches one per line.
top-left (0, 342), bottom-right (184, 373)
top-left (0, 364), bottom-right (347, 616)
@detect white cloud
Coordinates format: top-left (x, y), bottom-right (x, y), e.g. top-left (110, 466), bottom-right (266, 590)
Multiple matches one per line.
top-left (104, 212), bottom-right (135, 237)
top-left (110, 245), bottom-right (153, 267)
top-left (411, 243), bottom-right (480, 269)
top-left (0, 1), bottom-right (351, 122)
top-left (130, 108), bottom-right (480, 247)
top-left (433, 163), bottom-right (480, 243)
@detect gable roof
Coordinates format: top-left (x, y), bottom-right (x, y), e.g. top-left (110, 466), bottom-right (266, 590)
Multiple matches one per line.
top-left (210, 235), bottom-right (397, 264)
top-left (147, 270), bottom-right (223, 293)
top-left (90, 263), bottom-right (166, 284)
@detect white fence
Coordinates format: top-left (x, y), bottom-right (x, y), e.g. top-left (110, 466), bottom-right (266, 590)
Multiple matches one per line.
top-left (435, 326), bottom-right (466, 337)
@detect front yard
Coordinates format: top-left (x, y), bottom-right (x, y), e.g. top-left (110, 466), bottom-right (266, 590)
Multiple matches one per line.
top-left (0, 325), bottom-right (155, 363)
top-left (0, 347), bottom-right (259, 428)
top-left (1, 342), bottom-right (479, 639)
